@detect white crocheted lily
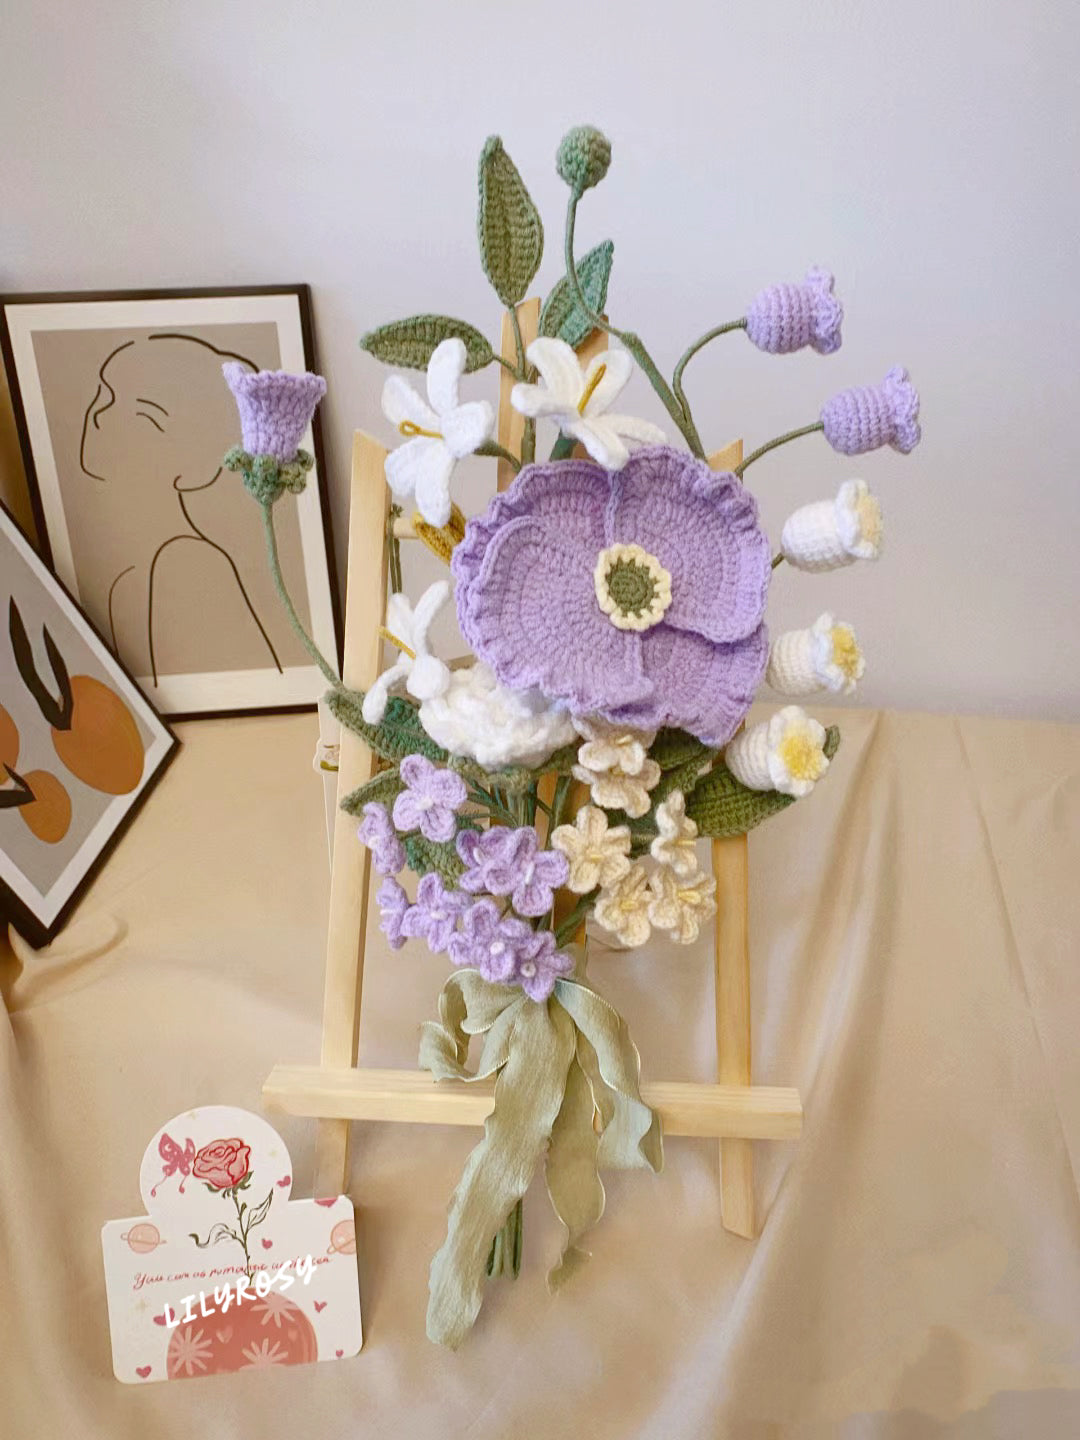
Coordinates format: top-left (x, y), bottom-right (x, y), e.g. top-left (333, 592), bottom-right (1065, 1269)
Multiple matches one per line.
top-left (510, 337), bottom-right (665, 471)
top-left (767, 612), bottom-right (865, 697)
top-left (725, 705), bottom-right (829, 799)
top-left (780, 478), bottom-right (883, 572)
top-left (649, 789), bottom-right (701, 878)
top-left (647, 865), bottom-right (717, 944)
top-left (361, 581), bottom-right (451, 724)
top-left (418, 661), bottom-right (577, 769)
top-left (550, 804), bottom-right (632, 894)
top-left (571, 718), bottom-right (661, 819)
top-left (382, 338), bottom-right (494, 527)
top-left (593, 861), bottom-right (653, 947)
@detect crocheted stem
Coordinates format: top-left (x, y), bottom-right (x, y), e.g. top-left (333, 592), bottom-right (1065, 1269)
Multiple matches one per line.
top-left (476, 440), bottom-right (522, 473)
top-left (387, 506), bottom-right (404, 594)
top-left (563, 194), bottom-right (705, 457)
top-left (734, 422), bottom-right (825, 478)
top-left (771, 553), bottom-right (785, 570)
top-left (671, 319), bottom-right (747, 425)
top-left (260, 500), bottom-right (339, 686)
top-left (549, 432), bottom-right (576, 462)
top-left (486, 1196), bottom-right (524, 1279)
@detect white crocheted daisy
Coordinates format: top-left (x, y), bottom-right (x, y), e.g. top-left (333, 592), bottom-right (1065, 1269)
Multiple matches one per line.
top-left (767, 612), bottom-right (865, 697)
top-left (725, 705), bottom-right (829, 799)
top-left (593, 861), bottom-right (653, 947)
top-left (780, 478), bottom-right (883, 572)
top-left (510, 337), bottom-right (664, 471)
top-left (571, 718), bottom-right (661, 818)
top-left (647, 865), bottom-right (717, 944)
top-left (550, 804), bottom-right (632, 894)
top-left (382, 338), bottom-right (494, 526)
top-left (362, 581), bottom-right (451, 724)
top-left (649, 789), bottom-right (701, 878)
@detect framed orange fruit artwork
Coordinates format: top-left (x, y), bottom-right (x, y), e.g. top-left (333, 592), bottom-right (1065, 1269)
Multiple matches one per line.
top-left (1, 501), bottom-right (178, 947)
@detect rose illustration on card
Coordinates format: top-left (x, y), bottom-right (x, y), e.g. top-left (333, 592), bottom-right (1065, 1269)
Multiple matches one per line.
top-left (101, 1106), bottom-right (362, 1383)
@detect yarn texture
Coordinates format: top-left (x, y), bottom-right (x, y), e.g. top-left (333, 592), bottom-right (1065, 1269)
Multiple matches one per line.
top-left (746, 267), bottom-right (843, 355)
top-left (821, 366), bottom-right (921, 455)
top-left (477, 136), bottom-right (544, 309)
top-left (556, 125), bottom-right (612, 194)
top-left (222, 364), bottom-right (326, 462)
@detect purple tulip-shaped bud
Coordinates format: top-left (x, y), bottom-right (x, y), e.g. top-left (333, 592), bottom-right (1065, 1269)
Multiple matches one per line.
top-left (821, 366), bottom-right (921, 455)
top-left (223, 362), bottom-right (327, 461)
top-left (745, 267), bottom-right (843, 355)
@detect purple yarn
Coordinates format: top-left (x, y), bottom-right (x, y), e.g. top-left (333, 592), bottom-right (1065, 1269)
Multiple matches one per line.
top-left (376, 877), bottom-right (410, 950)
top-left (451, 446), bottom-right (771, 747)
top-left (392, 754), bottom-right (467, 843)
top-left (357, 802), bottom-right (406, 876)
top-left (456, 826), bottom-right (569, 917)
top-left (745, 267), bottom-right (843, 356)
top-left (400, 872), bottom-right (470, 953)
top-left (821, 366), bottom-right (921, 455)
top-left (223, 363), bottom-right (327, 461)
top-left (447, 900), bottom-right (534, 984)
top-left (515, 930), bottom-right (574, 1002)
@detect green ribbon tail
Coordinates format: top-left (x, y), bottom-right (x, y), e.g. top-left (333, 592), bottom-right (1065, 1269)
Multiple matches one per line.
top-left (544, 1047), bottom-right (605, 1292)
top-left (426, 999), bottom-right (576, 1348)
top-left (418, 969), bottom-right (523, 1081)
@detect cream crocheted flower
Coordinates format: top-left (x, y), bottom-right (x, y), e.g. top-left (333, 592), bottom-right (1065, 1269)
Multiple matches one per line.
top-left (725, 705), bottom-right (829, 799)
top-left (571, 718), bottom-right (661, 819)
top-left (510, 338), bottom-right (665, 471)
top-left (593, 862), bottom-right (653, 947)
top-left (647, 865), bottom-right (717, 944)
top-left (649, 789), bottom-right (701, 878)
top-left (418, 661), bottom-right (577, 769)
top-left (766, 612), bottom-right (865, 697)
top-left (780, 478), bottom-right (883, 572)
top-left (550, 804), bottom-right (632, 894)
top-left (362, 581), bottom-right (451, 724)
top-left (382, 338), bottom-right (494, 527)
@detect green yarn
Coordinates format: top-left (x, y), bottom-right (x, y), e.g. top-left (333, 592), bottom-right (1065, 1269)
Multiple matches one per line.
top-left (339, 763), bottom-right (403, 816)
top-left (538, 239), bottom-right (614, 349)
top-left (685, 726), bottom-right (842, 837)
top-left (604, 555), bottom-right (658, 618)
top-left (404, 828), bottom-right (475, 885)
top-left (360, 315), bottom-right (494, 373)
top-left (477, 136), bottom-right (544, 310)
top-left (223, 446), bottom-right (313, 505)
top-left (556, 126), bottom-right (612, 195)
top-left (325, 690), bottom-right (449, 765)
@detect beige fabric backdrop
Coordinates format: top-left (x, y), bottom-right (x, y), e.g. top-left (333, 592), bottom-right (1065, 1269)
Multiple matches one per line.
top-left (2, 706), bottom-right (1079, 1438)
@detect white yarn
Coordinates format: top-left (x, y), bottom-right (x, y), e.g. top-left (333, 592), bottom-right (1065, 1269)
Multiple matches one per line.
top-left (418, 661), bottom-right (577, 769)
top-left (766, 612), bottom-right (865, 697)
top-left (725, 705), bottom-right (829, 798)
top-left (362, 582), bottom-right (451, 724)
top-left (780, 478), bottom-right (884, 572)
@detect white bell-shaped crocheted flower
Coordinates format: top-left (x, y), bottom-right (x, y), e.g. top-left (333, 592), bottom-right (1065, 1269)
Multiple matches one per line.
top-left (766, 612), bottom-right (865, 697)
top-left (418, 661), bottom-right (577, 769)
top-left (382, 338), bottom-right (494, 526)
top-left (725, 705), bottom-right (830, 799)
top-left (510, 337), bottom-right (665, 471)
top-left (550, 804), bottom-right (632, 894)
top-left (780, 478), bottom-right (883, 572)
top-left (647, 865), bottom-right (717, 944)
top-left (362, 581), bottom-right (451, 724)
top-left (571, 718), bottom-right (661, 818)
top-left (593, 861), bottom-right (653, 947)
top-left (649, 789), bottom-right (701, 878)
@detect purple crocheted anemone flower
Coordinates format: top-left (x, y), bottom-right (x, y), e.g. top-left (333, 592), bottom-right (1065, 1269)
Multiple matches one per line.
top-left (392, 754), bottom-right (467, 843)
top-left (821, 366), bottom-right (920, 456)
top-left (452, 446), bottom-right (771, 746)
top-left (456, 826), bottom-right (569, 917)
top-left (223, 363), bottom-right (327, 461)
top-left (400, 872), bottom-right (470, 953)
top-left (377, 877), bottom-right (410, 950)
top-left (746, 267), bottom-right (843, 356)
top-left (357, 802), bottom-right (406, 876)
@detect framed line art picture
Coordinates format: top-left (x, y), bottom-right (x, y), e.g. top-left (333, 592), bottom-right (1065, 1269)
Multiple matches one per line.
top-left (1, 503), bottom-right (178, 948)
top-left (0, 286), bottom-right (341, 718)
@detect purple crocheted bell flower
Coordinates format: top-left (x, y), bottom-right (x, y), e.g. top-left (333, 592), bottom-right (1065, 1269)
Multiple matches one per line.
top-left (392, 754), bottom-right (467, 843)
top-left (357, 802), bottom-right (406, 876)
top-left (376, 877), bottom-right (410, 951)
top-left (223, 362), bottom-right (327, 461)
top-left (452, 446), bottom-right (771, 747)
top-left (820, 366), bottom-right (921, 456)
top-left (516, 930), bottom-right (574, 1002)
top-left (746, 267), bottom-right (843, 356)
top-left (447, 900), bottom-right (535, 984)
top-left (456, 826), bottom-right (569, 917)
top-left (400, 872), bottom-right (470, 954)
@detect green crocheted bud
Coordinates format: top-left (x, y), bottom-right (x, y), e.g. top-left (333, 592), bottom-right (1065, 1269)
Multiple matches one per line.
top-left (223, 446), bottom-right (314, 505)
top-left (556, 126), bottom-right (612, 195)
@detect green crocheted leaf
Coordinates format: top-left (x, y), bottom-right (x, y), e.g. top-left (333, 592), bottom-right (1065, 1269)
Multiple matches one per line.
top-left (684, 726), bottom-right (842, 838)
top-left (360, 316), bottom-right (494, 373)
top-left (477, 136), bottom-right (544, 309)
top-left (339, 764), bottom-right (403, 816)
top-left (404, 827), bottom-right (477, 884)
top-left (447, 741), bottom-right (580, 797)
top-left (650, 727), bottom-right (715, 773)
top-left (538, 240), bottom-right (614, 348)
top-left (324, 689), bottom-right (448, 764)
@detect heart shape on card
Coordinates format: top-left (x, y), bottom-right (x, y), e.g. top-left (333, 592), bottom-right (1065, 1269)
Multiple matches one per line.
top-left (276, 1175), bottom-right (291, 1188)
top-left (261, 1238), bottom-right (273, 1249)
top-left (315, 1197), bottom-right (337, 1208)
top-left (152, 1313), bottom-right (167, 1327)
top-left (314, 1301), bottom-right (327, 1313)
top-left (136, 1366), bottom-right (151, 1378)
top-left (336, 1349), bottom-right (344, 1358)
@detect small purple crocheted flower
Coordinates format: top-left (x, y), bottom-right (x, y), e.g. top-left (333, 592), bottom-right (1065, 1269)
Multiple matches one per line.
top-left (746, 267), bottom-right (843, 356)
top-left (377, 877), bottom-right (410, 951)
top-left (452, 446), bottom-right (771, 746)
top-left (391, 754), bottom-right (467, 843)
top-left (515, 929), bottom-right (574, 1002)
top-left (447, 900), bottom-right (535, 985)
top-left (357, 802), bottom-right (406, 876)
top-left (223, 362), bottom-right (327, 461)
top-left (456, 826), bottom-right (570, 917)
top-left (821, 366), bottom-right (921, 455)
top-left (400, 872), bottom-right (470, 953)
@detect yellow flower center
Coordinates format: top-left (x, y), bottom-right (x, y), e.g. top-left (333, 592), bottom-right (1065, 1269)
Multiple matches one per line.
top-left (777, 729), bottom-right (826, 784)
top-left (577, 363), bottom-right (607, 414)
top-left (399, 420), bottom-right (443, 440)
top-left (830, 625), bottom-right (861, 679)
top-left (855, 492), bottom-right (883, 548)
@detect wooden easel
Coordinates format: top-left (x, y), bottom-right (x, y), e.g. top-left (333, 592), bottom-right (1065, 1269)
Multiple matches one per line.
top-left (263, 302), bottom-right (801, 1239)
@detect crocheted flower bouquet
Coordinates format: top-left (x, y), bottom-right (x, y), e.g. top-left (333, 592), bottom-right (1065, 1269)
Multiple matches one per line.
top-left (223, 126), bottom-right (920, 1348)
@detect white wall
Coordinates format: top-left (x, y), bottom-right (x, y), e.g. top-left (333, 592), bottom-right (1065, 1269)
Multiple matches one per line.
top-left (3, 0), bottom-right (1078, 720)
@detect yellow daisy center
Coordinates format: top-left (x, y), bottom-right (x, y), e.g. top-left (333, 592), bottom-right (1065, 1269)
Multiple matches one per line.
top-left (830, 625), bottom-right (861, 679)
top-left (855, 492), bottom-right (883, 548)
top-left (777, 729), bottom-right (826, 784)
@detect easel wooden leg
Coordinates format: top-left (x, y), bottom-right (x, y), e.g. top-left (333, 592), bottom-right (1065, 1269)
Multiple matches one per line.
top-left (713, 833), bottom-right (754, 1237)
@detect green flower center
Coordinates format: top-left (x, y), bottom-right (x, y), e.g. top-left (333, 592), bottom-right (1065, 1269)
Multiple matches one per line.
top-left (593, 543), bottom-right (672, 632)
top-left (605, 557), bottom-right (658, 616)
